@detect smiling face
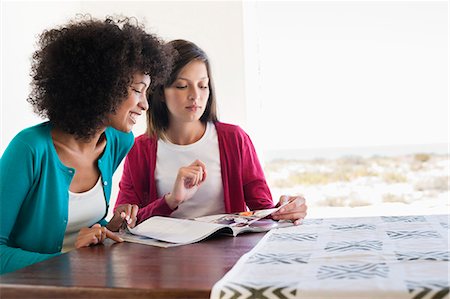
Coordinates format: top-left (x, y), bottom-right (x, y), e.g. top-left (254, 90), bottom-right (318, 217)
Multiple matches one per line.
top-left (107, 72), bottom-right (151, 132)
top-left (163, 60), bottom-right (210, 124)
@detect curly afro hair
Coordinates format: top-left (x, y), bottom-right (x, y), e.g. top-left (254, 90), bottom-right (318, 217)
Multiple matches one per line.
top-left (27, 16), bottom-right (172, 139)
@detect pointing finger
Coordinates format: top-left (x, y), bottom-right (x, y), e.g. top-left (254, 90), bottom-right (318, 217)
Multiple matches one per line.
top-left (106, 228), bottom-right (124, 243)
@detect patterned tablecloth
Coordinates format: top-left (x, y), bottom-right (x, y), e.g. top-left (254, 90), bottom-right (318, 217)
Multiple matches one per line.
top-left (210, 214), bottom-right (449, 299)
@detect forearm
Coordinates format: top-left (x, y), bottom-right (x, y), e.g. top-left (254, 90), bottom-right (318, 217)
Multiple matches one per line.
top-left (244, 181), bottom-right (275, 210)
top-left (136, 196), bottom-right (175, 224)
top-left (0, 245), bottom-right (60, 275)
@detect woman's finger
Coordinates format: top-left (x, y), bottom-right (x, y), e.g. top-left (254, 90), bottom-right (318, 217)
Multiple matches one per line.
top-left (275, 211), bottom-right (307, 219)
top-left (100, 226), bottom-right (107, 243)
top-left (190, 160), bottom-right (207, 183)
top-left (182, 169), bottom-right (201, 187)
top-left (82, 235), bottom-right (98, 247)
top-left (276, 196), bottom-right (306, 213)
top-left (106, 229), bottom-right (124, 243)
top-left (279, 195), bottom-right (289, 205)
top-left (125, 204), bottom-right (133, 222)
top-left (293, 219), bottom-right (304, 226)
top-left (190, 159), bottom-right (206, 169)
top-left (75, 229), bottom-right (99, 248)
top-left (271, 195), bottom-right (308, 224)
top-left (129, 205), bottom-right (139, 227)
top-left (195, 166), bottom-right (203, 186)
top-left (195, 166), bottom-right (203, 184)
top-left (280, 202), bottom-right (308, 214)
top-left (185, 166), bottom-right (202, 181)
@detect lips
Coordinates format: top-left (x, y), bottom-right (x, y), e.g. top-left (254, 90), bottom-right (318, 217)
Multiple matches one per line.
top-left (129, 112), bottom-right (141, 124)
top-left (186, 105), bottom-right (201, 112)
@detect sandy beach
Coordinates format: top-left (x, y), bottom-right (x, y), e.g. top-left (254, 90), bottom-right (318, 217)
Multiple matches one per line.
top-left (264, 153), bottom-right (449, 218)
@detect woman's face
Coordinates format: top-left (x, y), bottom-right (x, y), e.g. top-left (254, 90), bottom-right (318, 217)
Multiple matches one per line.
top-left (107, 72), bottom-right (150, 132)
top-left (164, 60), bottom-right (210, 124)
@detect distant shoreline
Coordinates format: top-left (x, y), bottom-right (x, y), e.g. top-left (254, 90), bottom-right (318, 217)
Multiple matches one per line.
top-left (263, 143), bottom-right (449, 161)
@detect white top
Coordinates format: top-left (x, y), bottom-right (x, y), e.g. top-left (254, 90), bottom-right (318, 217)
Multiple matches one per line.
top-left (62, 176), bottom-right (106, 252)
top-left (156, 122), bottom-right (225, 218)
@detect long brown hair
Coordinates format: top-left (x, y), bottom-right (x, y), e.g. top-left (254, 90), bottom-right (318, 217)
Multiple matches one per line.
top-left (146, 39), bottom-right (218, 138)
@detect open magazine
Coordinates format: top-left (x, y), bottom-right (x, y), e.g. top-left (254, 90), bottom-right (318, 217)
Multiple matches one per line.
top-left (118, 204), bottom-right (292, 248)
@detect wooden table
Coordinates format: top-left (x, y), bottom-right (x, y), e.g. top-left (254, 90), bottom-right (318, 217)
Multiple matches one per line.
top-left (0, 233), bottom-right (264, 298)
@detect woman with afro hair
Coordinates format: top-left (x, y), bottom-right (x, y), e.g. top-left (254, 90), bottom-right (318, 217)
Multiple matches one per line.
top-left (0, 16), bottom-right (172, 274)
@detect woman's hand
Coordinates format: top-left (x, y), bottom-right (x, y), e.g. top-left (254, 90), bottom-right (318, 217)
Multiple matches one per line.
top-left (75, 224), bottom-right (123, 248)
top-left (271, 195), bottom-right (307, 225)
top-left (106, 204), bottom-right (139, 232)
top-left (165, 159), bottom-right (207, 209)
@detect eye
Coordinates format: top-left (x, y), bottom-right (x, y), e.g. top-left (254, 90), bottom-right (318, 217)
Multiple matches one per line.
top-left (200, 85), bottom-right (209, 89)
top-left (132, 88), bottom-right (142, 94)
top-left (176, 85), bottom-right (188, 89)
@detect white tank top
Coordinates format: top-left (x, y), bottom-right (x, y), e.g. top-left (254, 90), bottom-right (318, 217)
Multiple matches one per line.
top-left (156, 122), bottom-right (225, 218)
top-left (62, 176), bottom-right (106, 252)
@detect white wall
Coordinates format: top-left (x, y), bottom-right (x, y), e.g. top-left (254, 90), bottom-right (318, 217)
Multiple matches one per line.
top-left (1, 1), bottom-right (82, 152)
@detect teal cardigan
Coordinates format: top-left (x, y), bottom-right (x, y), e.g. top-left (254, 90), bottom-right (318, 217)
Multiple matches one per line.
top-left (0, 122), bottom-right (134, 274)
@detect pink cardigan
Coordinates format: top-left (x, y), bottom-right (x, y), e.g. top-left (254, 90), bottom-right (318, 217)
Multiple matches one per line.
top-left (116, 122), bottom-right (274, 223)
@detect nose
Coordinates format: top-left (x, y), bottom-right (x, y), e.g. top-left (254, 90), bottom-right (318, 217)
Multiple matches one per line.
top-left (138, 94), bottom-right (149, 111)
top-left (188, 87), bottom-right (200, 101)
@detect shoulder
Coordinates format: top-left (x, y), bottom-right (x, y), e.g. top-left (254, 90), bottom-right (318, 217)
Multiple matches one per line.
top-left (132, 133), bottom-right (157, 152)
top-left (1, 122), bottom-right (53, 167)
top-left (105, 127), bottom-right (134, 150)
top-left (126, 133), bottom-right (157, 160)
top-left (214, 121), bottom-right (248, 137)
top-left (134, 133), bottom-right (156, 147)
top-left (214, 121), bottom-right (251, 142)
top-left (7, 122), bottom-right (52, 152)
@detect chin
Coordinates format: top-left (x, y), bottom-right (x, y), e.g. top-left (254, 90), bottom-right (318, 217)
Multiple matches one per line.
top-left (113, 124), bottom-right (133, 133)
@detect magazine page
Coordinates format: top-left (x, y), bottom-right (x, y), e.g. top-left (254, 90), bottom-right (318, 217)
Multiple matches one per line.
top-left (194, 208), bottom-right (279, 226)
top-left (195, 215), bottom-right (292, 236)
top-left (194, 205), bottom-right (293, 236)
top-left (118, 231), bottom-right (183, 248)
top-left (127, 216), bottom-right (231, 244)
top-left (231, 219), bottom-right (293, 235)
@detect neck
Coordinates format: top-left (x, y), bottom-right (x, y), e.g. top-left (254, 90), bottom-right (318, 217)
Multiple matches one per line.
top-left (51, 128), bottom-right (106, 153)
top-left (164, 121), bottom-right (206, 145)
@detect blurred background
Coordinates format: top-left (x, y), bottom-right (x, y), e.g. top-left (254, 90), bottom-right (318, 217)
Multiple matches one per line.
top-left (2, 1), bottom-right (448, 218)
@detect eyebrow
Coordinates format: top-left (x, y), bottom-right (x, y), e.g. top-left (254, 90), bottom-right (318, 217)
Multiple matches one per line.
top-left (132, 81), bottom-right (148, 87)
top-left (177, 77), bottom-right (209, 81)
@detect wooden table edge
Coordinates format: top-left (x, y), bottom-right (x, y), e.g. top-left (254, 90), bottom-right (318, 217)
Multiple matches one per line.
top-left (0, 283), bottom-right (211, 299)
